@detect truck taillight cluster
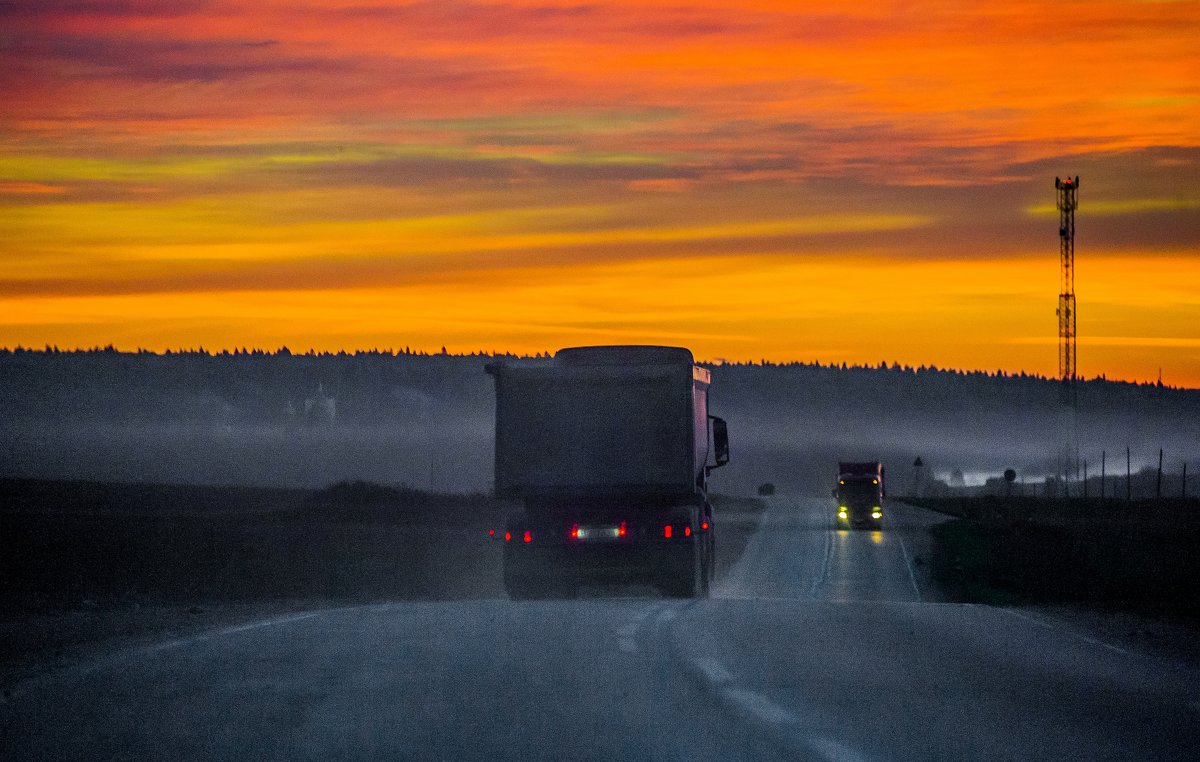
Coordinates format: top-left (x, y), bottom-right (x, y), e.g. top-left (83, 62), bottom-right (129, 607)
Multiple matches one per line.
top-left (498, 518), bottom-right (705, 544)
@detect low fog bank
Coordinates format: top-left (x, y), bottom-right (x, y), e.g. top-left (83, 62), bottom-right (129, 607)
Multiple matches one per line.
top-left (2, 350), bottom-right (1197, 496)
top-left (3, 424), bottom-right (494, 493)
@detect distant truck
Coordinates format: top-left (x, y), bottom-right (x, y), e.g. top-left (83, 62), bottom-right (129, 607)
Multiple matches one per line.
top-left (486, 346), bottom-right (729, 599)
top-left (834, 462), bottom-right (885, 528)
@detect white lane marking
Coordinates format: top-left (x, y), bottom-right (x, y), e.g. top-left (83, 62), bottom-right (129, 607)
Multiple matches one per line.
top-left (723, 688), bottom-right (875, 762)
top-left (146, 612), bottom-right (320, 653)
top-left (810, 523), bottom-right (833, 600)
top-left (682, 631), bottom-right (871, 761)
top-left (613, 603), bottom-right (664, 652)
top-left (895, 534), bottom-right (924, 602)
top-left (714, 496), bottom-right (784, 597)
top-left (616, 622), bottom-right (640, 638)
top-left (4, 610), bottom-right (325, 704)
top-left (692, 656), bottom-right (735, 687)
top-left (726, 688), bottom-right (797, 726)
top-left (995, 607), bottom-right (1129, 655)
top-left (617, 604), bottom-right (661, 637)
top-left (631, 606), bottom-right (658, 625)
top-left (809, 736), bottom-right (871, 762)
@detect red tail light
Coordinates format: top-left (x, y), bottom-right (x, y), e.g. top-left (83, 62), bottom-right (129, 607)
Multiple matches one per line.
top-left (488, 529), bottom-right (495, 537)
top-left (618, 521), bottom-right (627, 538)
top-left (664, 525), bottom-right (672, 539)
top-left (523, 530), bottom-right (532, 543)
top-left (684, 526), bottom-right (692, 537)
top-left (504, 531), bottom-right (512, 542)
top-left (701, 521), bottom-right (709, 531)
top-left (569, 524), bottom-right (579, 540)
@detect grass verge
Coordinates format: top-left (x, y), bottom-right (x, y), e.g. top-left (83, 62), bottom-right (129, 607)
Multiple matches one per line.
top-left (908, 495), bottom-right (1200, 619)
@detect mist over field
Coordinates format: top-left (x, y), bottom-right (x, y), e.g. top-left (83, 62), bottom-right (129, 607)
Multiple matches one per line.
top-left (2, 348), bottom-right (1197, 497)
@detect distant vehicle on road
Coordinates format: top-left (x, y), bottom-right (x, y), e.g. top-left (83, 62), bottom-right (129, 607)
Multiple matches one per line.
top-left (834, 462), bottom-right (885, 529)
top-left (486, 345), bottom-right (729, 599)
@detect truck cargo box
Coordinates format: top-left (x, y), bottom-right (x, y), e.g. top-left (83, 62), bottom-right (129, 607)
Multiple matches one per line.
top-left (489, 346), bottom-right (710, 498)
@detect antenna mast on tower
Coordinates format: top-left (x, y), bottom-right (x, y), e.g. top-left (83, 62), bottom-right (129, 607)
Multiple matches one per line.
top-left (1055, 176), bottom-right (1078, 404)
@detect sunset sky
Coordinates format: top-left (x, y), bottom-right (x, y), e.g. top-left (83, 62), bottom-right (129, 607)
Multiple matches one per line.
top-left (2, 1), bottom-right (1198, 384)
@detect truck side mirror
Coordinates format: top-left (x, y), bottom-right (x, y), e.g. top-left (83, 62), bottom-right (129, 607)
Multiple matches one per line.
top-left (709, 416), bottom-right (729, 469)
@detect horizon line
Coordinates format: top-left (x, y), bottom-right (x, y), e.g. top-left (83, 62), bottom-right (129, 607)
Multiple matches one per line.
top-left (2, 344), bottom-right (1193, 392)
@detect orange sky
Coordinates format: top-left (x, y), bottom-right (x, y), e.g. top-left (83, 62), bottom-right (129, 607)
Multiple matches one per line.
top-left (2, 1), bottom-right (1199, 384)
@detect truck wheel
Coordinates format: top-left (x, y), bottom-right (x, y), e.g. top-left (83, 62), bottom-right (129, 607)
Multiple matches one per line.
top-left (504, 559), bottom-right (543, 600)
top-left (505, 579), bottom-right (532, 600)
top-left (700, 536), bottom-right (713, 596)
top-left (506, 576), bottom-right (561, 600)
top-left (665, 544), bottom-right (705, 599)
top-left (504, 567), bottom-right (534, 600)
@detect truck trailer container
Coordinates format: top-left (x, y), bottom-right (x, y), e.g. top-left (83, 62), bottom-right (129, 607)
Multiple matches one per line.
top-left (487, 345), bottom-right (729, 598)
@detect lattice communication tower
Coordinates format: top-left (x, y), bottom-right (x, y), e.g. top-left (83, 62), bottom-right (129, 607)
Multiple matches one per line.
top-left (1055, 176), bottom-right (1078, 403)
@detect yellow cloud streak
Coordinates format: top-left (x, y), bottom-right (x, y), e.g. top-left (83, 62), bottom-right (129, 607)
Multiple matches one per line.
top-left (1026, 198), bottom-right (1200, 216)
top-left (0, 141), bottom-right (681, 185)
top-left (3, 250), bottom-right (1196, 384)
top-left (2, 193), bottom-right (932, 268)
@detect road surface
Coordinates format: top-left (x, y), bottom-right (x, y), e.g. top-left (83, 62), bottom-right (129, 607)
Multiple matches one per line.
top-left (4, 497), bottom-right (1199, 760)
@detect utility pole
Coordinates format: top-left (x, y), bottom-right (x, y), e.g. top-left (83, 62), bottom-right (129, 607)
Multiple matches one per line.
top-left (1101, 449), bottom-right (1106, 499)
top-left (1156, 448), bottom-right (1164, 499)
top-left (1126, 446), bottom-right (1132, 501)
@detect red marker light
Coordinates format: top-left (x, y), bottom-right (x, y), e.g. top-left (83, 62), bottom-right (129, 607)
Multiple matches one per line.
top-left (523, 530), bottom-right (532, 543)
top-left (701, 521), bottom-right (709, 531)
top-left (569, 524), bottom-right (579, 540)
top-left (504, 531), bottom-right (512, 542)
top-left (488, 529), bottom-right (495, 537)
top-left (664, 525), bottom-right (672, 539)
top-left (618, 521), bottom-right (627, 538)
top-left (684, 526), bottom-right (692, 537)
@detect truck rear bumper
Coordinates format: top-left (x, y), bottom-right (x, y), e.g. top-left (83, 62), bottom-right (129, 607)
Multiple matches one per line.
top-left (504, 541), bottom-right (695, 583)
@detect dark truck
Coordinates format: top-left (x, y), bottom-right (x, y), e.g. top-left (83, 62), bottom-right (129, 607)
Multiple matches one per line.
top-left (834, 461), bottom-right (885, 529)
top-left (486, 345), bottom-right (729, 599)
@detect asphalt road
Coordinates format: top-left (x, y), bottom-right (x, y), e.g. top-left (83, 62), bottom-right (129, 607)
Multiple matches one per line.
top-left (5, 497), bottom-right (1200, 760)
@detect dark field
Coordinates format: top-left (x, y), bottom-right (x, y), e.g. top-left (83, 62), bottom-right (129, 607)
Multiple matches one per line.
top-left (0, 479), bottom-right (765, 687)
top-left (907, 495), bottom-right (1200, 616)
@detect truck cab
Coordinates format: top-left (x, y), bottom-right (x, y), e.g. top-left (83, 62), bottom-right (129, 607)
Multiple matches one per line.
top-left (487, 346), bottom-right (729, 599)
top-left (834, 461), bottom-right (885, 529)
